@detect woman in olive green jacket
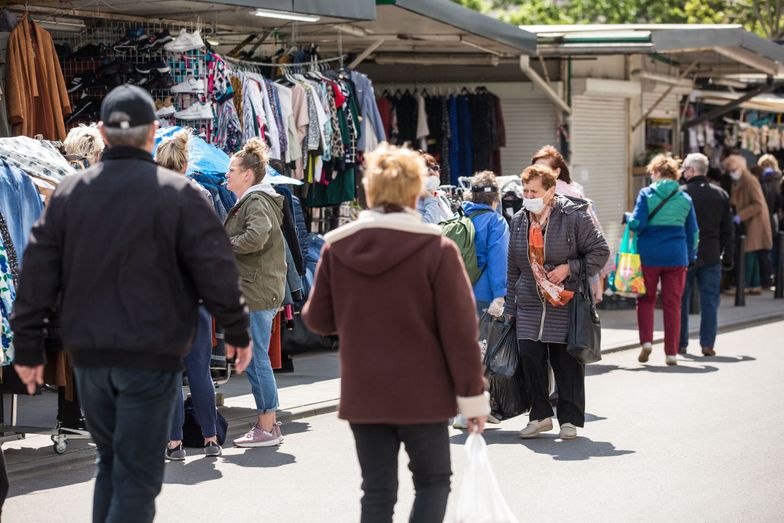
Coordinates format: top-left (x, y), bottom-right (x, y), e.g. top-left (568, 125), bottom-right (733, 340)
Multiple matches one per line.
top-left (225, 139), bottom-right (288, 448)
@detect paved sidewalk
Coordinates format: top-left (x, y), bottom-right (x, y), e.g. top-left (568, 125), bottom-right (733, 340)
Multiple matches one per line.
top-left (3, 292), bottom-right (782, 477)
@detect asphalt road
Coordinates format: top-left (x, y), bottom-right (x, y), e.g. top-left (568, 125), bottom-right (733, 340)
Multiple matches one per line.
top-left (5, 321), bottom-right (784, 522)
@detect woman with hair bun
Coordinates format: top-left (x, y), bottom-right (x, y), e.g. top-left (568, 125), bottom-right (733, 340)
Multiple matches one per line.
top-left (225, 138), bottom-right (288, 448)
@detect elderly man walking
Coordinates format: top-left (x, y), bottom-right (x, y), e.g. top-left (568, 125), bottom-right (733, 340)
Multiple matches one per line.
top-left (10, 85), bottom-right (252, 523)
top-left (679, 153), bottom-right (734, 356)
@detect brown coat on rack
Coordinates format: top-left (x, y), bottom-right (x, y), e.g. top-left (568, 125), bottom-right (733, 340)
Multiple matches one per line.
top-left (6, 14), bottom-right (72, 140)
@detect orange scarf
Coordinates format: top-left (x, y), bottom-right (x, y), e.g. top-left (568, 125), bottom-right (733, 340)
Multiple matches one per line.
top-left (528, 206), bottom-right (574, 307)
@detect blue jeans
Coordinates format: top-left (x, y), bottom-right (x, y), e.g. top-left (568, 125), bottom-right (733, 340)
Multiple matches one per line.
top-left (74, 366), bottom-right (180, 523)
top-left (170, 307), bottom-right (216, 440)
top-left (247, 309), bottom-right (280, 413)
top-left (680, 263), bottom-right (722, 350)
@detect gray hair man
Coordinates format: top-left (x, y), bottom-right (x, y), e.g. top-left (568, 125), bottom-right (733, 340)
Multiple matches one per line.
top-left (11, 85), bottom-right (252, 523)
top-left (679, 152), bottom-right (734, 357)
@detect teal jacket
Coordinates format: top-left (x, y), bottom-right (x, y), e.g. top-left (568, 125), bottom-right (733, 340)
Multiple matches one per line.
top-left (628, 179), bottom-right (699, 267)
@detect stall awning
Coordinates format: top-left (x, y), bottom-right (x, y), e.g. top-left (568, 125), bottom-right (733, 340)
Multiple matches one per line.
top-left (691, 89), bottom-right (784, 113)
top-left (525, 24), bottom-right (784, 77)
top-left (202, 0), bottom-right (376, 21)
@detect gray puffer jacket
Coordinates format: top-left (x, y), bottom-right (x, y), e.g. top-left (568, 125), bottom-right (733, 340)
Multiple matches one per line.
top-left (503, 195), bottom-right (610, 344)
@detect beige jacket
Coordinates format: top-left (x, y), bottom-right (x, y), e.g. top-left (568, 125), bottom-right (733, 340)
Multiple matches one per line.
top-left (732, 171), bottom-right (772, 252)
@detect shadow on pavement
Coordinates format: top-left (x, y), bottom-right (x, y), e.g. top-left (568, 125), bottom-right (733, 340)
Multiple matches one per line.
top-left (625, 364), bottom-right (719, 374)
top-left (220, 448), bottom-right (296, 469)
top-left (7, 461), bottom-right (95, 497)
top-left (164, 457), bottom-right (223, 485)
top-left (585, 364), bottom-right (622, 377)
top-left (681, 354), bottom-right (756, 364)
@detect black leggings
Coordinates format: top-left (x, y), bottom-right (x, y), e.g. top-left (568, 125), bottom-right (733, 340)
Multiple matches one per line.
top-left (518, 339), bottom-right (585, 427)
top-left (350, 422), bottom-right (451, 523)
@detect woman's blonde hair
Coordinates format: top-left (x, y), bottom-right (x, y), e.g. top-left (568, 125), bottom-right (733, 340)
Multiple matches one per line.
top-left (759, 154), bottom-right (780, 173)
top-left (363, 143), bottom-right (425, 208)
top-left (155, 130), bottom-right (190, 173)
top-left (647, 154), bottom-right (681, 180)
top-left (232, 138), bottom-right (270, 184)
top-left (63, 124), bottom-right (105, 163)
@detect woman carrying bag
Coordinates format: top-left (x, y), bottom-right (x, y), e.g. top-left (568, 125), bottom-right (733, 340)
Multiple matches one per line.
top-left (504, 165), bottom-right (609, 440)
top-left (627, 154), bottom-right (699, 366)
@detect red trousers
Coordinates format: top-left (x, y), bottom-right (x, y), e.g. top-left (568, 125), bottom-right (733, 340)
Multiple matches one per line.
top-left (636, 265), bottom-right (687, 356)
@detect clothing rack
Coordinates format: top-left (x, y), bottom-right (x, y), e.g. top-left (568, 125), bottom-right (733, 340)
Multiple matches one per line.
top-left (222, 54), bottom-right (347, 71)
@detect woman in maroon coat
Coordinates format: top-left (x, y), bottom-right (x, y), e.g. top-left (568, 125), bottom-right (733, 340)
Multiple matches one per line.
top-left (303, 143), bottom-right (489, 523)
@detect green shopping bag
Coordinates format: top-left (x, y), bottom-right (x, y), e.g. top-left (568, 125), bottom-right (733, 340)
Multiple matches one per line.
top-left (609, 224), bottom-right (646, 298)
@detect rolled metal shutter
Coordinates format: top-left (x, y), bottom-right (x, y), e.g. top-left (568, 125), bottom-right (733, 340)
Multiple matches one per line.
top-left (570, 95), bottom-right (628, 253)
top-left (499, 97), bottom-right (558, 177)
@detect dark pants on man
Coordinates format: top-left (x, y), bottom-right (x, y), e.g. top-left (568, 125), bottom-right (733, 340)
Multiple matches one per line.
top-left (519, 339), bottom-right (585, 427)
top-left (350, 423), bottom-right (452, 523)
top-left (680, 263), bottom-right (722, 351)
top-left (75, 366), bottom-right (180, 523)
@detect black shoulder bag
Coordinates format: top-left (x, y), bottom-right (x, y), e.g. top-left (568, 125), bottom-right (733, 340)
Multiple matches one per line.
top-left (567, 258), bottom-right (602, 364)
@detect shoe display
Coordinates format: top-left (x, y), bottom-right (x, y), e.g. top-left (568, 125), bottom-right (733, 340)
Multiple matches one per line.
top-left (171, 76), bottom-right (205, 93)
top-left (638, 344), bottom-right (652, 363)
top-left (233, 425), bottom-right (282, 448)
top-left (156, 100), bottom-right (176, 117)
top-left (204, 442), bottom-right (222, 457)
top-left (666, 355), bottom-right (678, 366)
top-left (147, 71), bottom-right (176, 90)
top-left (136, 58), bottom-right (171, 74)
top-left (559, 423), bottom-right (577, 440)
top-left (71, 43), bottom-right (102, 59)
top-left (67, 72), bottom-right (95, 93)
top-left (175, 102), bottom-right (213, 120)
top-left (165, 443), bottom-right (186, 461)
top-left (519, 418), bottom-right (553, 439)
top-left (126, 73), bottom-right (153, 88)
top-left (164, 28), bottom-right (205, 52)
top-left (65, 96), bottom-right (101, 124)
top-left (113, 27), bottom-right (146, 52)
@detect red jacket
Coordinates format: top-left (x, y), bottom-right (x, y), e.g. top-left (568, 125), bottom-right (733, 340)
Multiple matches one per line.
top-left (303, 210), bottom-right (489, 424)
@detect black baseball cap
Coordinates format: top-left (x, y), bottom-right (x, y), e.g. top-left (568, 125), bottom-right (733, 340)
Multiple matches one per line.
top-left (100, 85), bottom-right (157, 129)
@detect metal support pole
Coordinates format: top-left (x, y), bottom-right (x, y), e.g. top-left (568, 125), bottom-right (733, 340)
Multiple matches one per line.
top-left (735, 235), bottom-right (746, 307)
top-left (775, 231), bottom-right (784, 299)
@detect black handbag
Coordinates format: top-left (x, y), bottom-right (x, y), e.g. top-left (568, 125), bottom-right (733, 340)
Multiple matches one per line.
top-left (567, 258), bottom-right (602, 364)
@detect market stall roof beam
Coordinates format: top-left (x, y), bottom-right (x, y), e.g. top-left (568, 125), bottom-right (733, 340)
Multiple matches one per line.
top-left (683, 78), bottom-right (778, 129)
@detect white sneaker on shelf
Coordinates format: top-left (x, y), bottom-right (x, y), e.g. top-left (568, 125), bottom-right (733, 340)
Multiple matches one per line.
top-left (156, 103), bottom-right (176, 118)
top-left (175, 102), bottom-right (213, 120)
top-left (171, 76), bottom-right (205, 94)
top-left (519, 418), bottom-right (553, 439)
top-left (164, 29), bottom-right (205, 52)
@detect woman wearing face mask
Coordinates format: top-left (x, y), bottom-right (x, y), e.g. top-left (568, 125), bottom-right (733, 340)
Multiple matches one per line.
top-left (504, 165), bottom-right (609, 440)
top-left (627, 154), bottom-right (699, 366)
top-left (531, 145), bottom-right (613, 303)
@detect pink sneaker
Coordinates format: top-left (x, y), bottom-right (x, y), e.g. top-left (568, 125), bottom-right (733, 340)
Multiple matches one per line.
top-left (273, 422), bottom-right (284, 442)
top-left (233, 425), bottom-right (282, 448)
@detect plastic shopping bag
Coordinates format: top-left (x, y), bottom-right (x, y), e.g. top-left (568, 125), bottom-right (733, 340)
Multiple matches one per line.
top-left (456, 433), bottom-right (520, 523)
top-left (608, 223), bottom-right (646, 298)
top-left (478, 313), bottom-right (506, 361)
top-left (484, 323), bottom-right (530, 420)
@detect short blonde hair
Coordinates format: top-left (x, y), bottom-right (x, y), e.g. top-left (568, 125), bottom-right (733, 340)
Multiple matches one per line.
top-left (759, 154), bottom-right (780, 172)
top-left (363, 143), bottom-right (425, 208)
top-left (647, 153), bottom-right (681, 180)
top-left (155, 130), bottom-right (190, 173)
top-left (521, 164), bottom-right (558, 190)
top-left (232, 138), bottom-right (270, 184)
top-left (63, 124), bottom-right (105, 163)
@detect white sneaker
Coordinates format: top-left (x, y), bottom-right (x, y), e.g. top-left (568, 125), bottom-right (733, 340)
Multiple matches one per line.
top-left (559, 423), bottom-right (577, 440)
top-left (164, 29), bottom-right (205, 52)
top-left (519, 418), bottom-right (553, 439)
top-left (171, 76), bottom-right (205, 94)
top-left (638, 343), bottom-right (652, 363)
top-left (666, 355), bottom-right (678, 366)
top-left (175, 102), bottom-right (213, 120)
top-left (452, 414), bottom-right (468, 430)
top-left (156, 104), bottom-right (176, 117)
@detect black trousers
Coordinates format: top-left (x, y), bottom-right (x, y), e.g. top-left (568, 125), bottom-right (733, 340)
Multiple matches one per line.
top-left (350, 422), bottom-right (452, 523)
top-left (518, 339), bottom-right (585, 427)
top-left (74, 366), bottom-right (180, 523)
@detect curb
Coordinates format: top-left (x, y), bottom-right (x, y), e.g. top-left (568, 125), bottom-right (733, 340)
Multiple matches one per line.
top-left (7, 312), bottom-right (782, 479)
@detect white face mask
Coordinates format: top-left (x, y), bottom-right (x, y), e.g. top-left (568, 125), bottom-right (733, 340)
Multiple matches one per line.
top-left (730, 170), bottom-right (742, 181)
top-left (523, 197), bottom-right (545, 214)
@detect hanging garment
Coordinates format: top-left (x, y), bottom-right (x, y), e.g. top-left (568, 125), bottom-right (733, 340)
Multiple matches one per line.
top-left (458, 94), bottom-right (473, 179)
top-left (349, 71), bottom-right (386, 150)
top-left (0, 158), bottom-right (45, 255)
top-left (291, 84), bottom-right (310, 179)
top-left (0, 136), bottom-right (74, 184)
top-left (416, 92), bottom-right (429, 151)
top-left (273, 83), bottom-right (302, 165)
top-left (376, 95), bottom-right (393, 140)
top-left (0, 233), bottom-right (15, 366)
top-left (215, 100), bottom-right (242, 155)
top-left (448, 96), bottom-right (460, 185)
top-left (6, 16), bottom-right (71, 140)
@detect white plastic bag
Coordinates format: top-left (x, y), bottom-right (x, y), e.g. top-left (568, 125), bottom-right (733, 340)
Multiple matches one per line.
top-left (455, 433), bottom-right (520, 523)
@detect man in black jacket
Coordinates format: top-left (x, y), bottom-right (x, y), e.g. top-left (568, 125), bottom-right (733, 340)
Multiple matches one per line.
top-left (10, 86), bottom-right (252, 523)
top-left (679, 153), bottom-right (734, 357)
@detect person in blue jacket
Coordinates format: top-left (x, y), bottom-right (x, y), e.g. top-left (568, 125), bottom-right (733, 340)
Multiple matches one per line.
top-left (463, 171), bottom-right (510, 316)
top-left (627, 154), bottom-right (699, 367)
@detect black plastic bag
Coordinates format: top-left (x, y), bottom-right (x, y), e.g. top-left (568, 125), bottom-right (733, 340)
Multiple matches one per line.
top-left (478, 313), bottom-right (506, 360)
top-left (181, 397), bottom-right (228, 448)
top-left (483, 322), bottom-right (531, 420)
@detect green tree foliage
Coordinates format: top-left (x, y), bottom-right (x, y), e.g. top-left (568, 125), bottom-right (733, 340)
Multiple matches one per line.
top-left (450, 0), bottom-right (784, 38)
